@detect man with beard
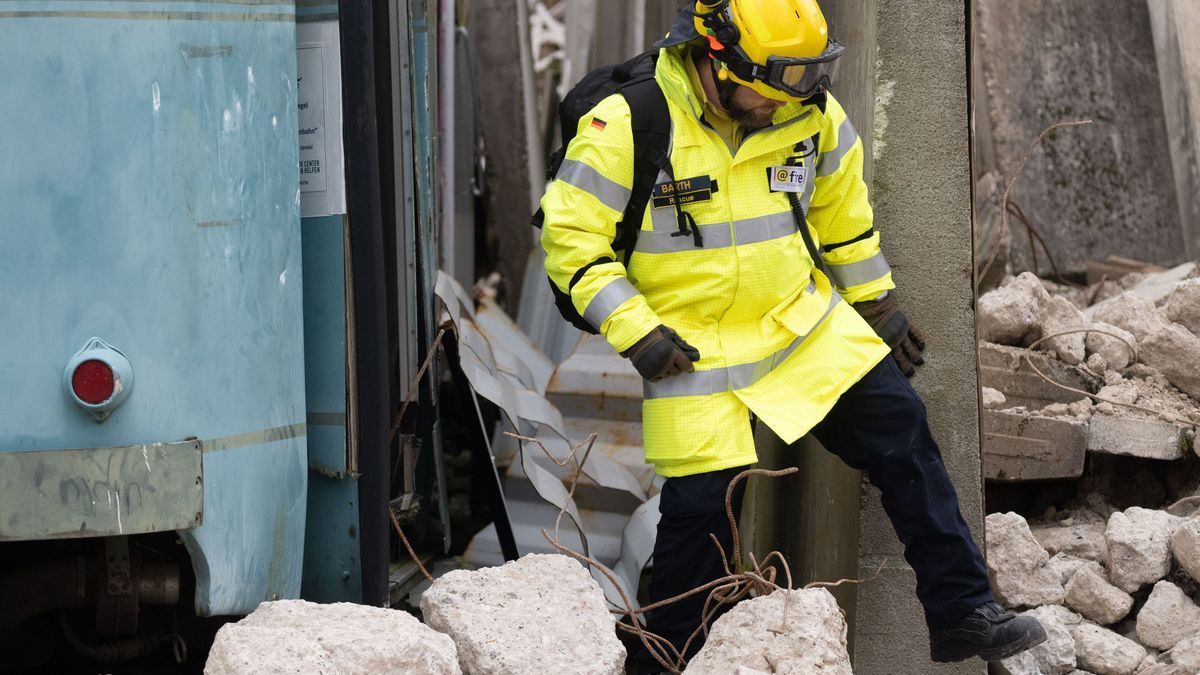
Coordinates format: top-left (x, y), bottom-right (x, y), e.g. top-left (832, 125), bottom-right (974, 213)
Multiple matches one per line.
top-left (538, 0), bottom-right (1046, 670)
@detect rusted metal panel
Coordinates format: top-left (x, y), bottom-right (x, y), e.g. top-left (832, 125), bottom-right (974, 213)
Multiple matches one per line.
top-left (0, 440), bottom-right (203, 541)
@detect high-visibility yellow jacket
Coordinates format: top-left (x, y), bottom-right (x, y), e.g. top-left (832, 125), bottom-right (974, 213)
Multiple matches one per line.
top-left (540, 45), bottom-right (893, 477)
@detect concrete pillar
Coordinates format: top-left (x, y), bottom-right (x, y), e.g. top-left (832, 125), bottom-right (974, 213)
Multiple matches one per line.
top-left (1147, 0), bottom-right (1200, 261)
top-left (468, 0), bottom-right (537, 311)
top-left (975, 0), bottom-right (1184, 273)
top-left (742, 0), bottom-right (879, 660)
top-left (853, 1), bottom-right (984, 672)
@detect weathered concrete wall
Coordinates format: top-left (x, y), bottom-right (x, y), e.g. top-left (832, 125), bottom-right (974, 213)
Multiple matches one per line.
top-left (1147, 0), bottom-right (1200, 261)
top-left (976, 0), bottom-right (1185, 273)
top-left (855, 1), bottom-right (984, 673)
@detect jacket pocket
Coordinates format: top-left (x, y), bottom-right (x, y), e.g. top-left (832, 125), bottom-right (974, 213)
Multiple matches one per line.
top-left (768, 273), bottom-right (835, 338)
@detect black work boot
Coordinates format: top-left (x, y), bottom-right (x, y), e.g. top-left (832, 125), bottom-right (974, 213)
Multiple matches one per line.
top-left (929, 601), bottom-right (1047, 662)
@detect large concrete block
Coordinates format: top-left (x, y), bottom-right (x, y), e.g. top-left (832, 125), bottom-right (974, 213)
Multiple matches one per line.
top-left (976, 0), bottom-right (1186, 273)
top-left (1087, 414), bottom-right (1189, 461)
top-left (984, 410), bottom-right (1088, 481)
top-left (979, 343), bottom-right (1102, 409)
top-left (860, 0), bottom-right (985, 672)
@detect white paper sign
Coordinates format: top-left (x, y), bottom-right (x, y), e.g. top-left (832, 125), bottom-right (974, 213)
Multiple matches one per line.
top-left (297, 46), bottom-right (327, 194)
top-left (297, 21), bottom-right (346, 217)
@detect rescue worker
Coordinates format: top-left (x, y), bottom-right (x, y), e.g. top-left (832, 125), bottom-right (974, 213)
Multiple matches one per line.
top-left (539, 0), bottom-right (1047, 667)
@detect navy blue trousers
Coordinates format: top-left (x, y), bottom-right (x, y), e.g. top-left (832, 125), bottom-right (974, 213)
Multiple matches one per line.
top-left (642, 357), bottom-right (993, 659)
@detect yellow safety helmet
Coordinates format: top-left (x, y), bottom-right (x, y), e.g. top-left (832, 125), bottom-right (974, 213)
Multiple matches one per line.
top-left (693, 0), bottom-right (843, 102)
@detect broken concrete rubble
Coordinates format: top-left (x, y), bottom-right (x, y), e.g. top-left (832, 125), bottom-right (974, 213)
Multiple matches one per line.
top-left (1139, 323), bottom-right (1200, 401)
top-left (1046, 553), bottom-right (1089, 586)
top-left (1172, 518), bottom-right (1200, 583)
top-left (1105, 508), bottom-right (1184, 593)
top-left (986, 512), bottom-right (1067, 607)
top-left (1135, 581), bottom-right (1200, 650)
top-left (1063, 562), bottom-right (1134, 626)
top-left (204, 600), bottom-right (462, 675)
top-left (682, 588), bottom-right (851, 675)
top-left (991, 507), bottom-right (1200, 673)
top-left (1163, 278), bottom-right (1200, 337)
top-left (983, 386), bottom-right (1008, 409)
top-left (1087, 414), bottom-right (1189, 461)
top-left (984, 411), bottom-right (1088, 481)
top-left (1089, 293), bottom-right (1172, 342)
top-left (420, 554), bottom-right (625, 675)
top-left (1040, 295), bottom-right (1089, 365)
top-left (1169, 634), bottom-right (1200, 672)
top-left (1069, 622), bottom-right (1147, 675)
top-left (1085, 323), bottom-right (1136, 371)
top-left (978, 273), bottom-right (1045, 345)
top-left (979, 343), bottom-right (1102, 409)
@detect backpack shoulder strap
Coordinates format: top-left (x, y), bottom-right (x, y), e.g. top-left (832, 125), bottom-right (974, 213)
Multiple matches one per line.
top-left (614, 74), bottom-right (671, 258)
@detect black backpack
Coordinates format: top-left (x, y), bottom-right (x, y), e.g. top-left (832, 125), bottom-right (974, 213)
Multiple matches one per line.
top-left (532, 50), bottom-right (671, 335)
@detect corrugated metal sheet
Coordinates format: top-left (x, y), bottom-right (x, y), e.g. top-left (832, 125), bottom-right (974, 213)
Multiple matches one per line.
top-left (437, 273), bottom-right (658, 607)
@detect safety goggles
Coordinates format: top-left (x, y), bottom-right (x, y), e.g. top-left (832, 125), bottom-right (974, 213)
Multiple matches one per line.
top-left (730, 38), bottom-right (845, 99)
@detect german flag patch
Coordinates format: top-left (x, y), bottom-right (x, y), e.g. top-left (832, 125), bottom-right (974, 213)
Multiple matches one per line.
top-left (589, 118), bottom-right (607, 131)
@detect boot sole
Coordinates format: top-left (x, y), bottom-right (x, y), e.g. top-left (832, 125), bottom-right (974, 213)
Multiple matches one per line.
top-left (930, 625), bottom-right (1048, 663)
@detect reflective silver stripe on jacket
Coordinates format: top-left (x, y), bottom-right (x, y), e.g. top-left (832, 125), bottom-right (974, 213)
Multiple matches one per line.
top-left (816, 117), bottom-right (858, 178)
top-left (824, 250), bottom-right (891, 289)
top-left (635, 212), bottom-right (797, 254)
top-left (643, 288), bottom-right (842, 399)
top-left (582, 277), bottom-right (640, 329)
top-left (557, 158), bottom-right (631, 213)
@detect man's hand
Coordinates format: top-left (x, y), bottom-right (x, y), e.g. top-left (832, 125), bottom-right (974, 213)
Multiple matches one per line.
top-left (621, 325), bottom-right (701, 382)
top-left (853, 294), bottom-right (926, 377)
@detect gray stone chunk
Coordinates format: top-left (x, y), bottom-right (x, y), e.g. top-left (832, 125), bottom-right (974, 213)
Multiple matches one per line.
top-left (1140, 322), bottom-right (1200, 401)
top-left (986, 512), bottom-right (1067, 607)
top-left (1171, 518), bottom-right (1200, 583)
top-left (1106, 508), bottom-right (1185, 593)
top-left (1064, 562), bottom-right (1134, 625)
top-left (1163, 278), bottom-right (1200, 336)
top-left (1046, 553), bottom-right (1089, 586)
top-left (421, 554), bottom-right (625, 675)
top-left (1069, 623), bottom-right (1147, 675)
top-left (1086, 323), bottom-right (1137, 371)
top-left (1169, 634), bottom-right (1200, 673)
top-left (1040, 294), bottom-right (1088, 365)
top-left (1090, 293), bottom-right (1173, 342)
top-left (1087, 414), bottom-right (1189, 461)
top-left (979, 343), bottom-right (1103, 409)
top-left (983, 386), bottom-right (1008, 409)
top-left (204, 600), bottom-right (461, 675)
top-left (984, 411), bottom-right (1088, 481)
top-left (998, 604), bottom-right (1079, 675)
top-left (682, 589), bottom-right (851, 675)
top-left (978, 273), bottom-right (1046, 345)
top-left (1032, 521), bottom-right (1109, 563)
top-left (1135, 581), bottom-right (1200, 650)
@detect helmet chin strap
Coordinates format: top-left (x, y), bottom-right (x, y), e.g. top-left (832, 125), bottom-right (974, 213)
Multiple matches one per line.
top-left (708, 57), bottom-right (740, 112)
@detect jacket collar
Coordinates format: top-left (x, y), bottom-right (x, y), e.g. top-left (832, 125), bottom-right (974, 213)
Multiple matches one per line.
top-left (655, 45), bottom-right (821, 158)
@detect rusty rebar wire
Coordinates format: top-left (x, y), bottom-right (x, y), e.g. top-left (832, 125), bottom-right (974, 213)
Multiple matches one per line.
top-left (389, 507), bottom-right (433, 582)
top-left (389, 328), bottom-right (447, 445)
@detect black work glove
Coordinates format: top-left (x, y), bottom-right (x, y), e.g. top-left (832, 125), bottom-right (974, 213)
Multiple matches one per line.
top-left (854, 293), bottom-right (926, 377)
top-left (620, 325), bottom-right (701, 382)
